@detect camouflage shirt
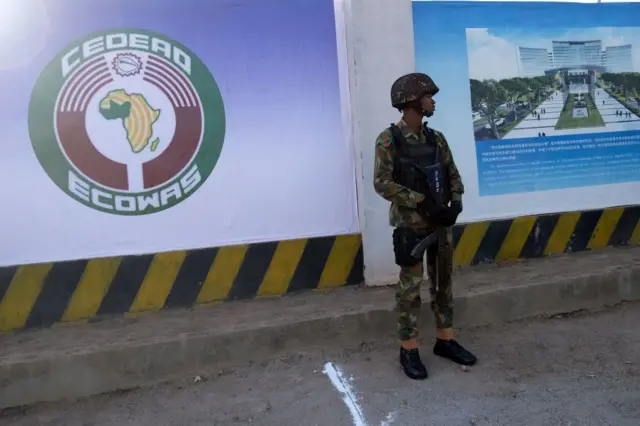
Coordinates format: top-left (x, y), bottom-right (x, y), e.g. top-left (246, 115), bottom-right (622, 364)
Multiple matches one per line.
top-left (373, 119), bottom-right (464, 229)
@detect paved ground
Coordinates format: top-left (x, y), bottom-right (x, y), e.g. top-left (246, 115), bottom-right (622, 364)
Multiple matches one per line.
top-left (503, 91), bottom-right (563, 139)
top-left (503, 87), bottom-right (640, 140)
top-left (593, 89), bottom-right (640, 130)
top-left (2, 302), bottom-right (638, 426)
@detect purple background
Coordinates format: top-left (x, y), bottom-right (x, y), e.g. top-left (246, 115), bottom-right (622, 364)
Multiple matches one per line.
top-left (4, 0), bottom-right (342, 138)
top-left (0, 0), bottom-right (359, 266)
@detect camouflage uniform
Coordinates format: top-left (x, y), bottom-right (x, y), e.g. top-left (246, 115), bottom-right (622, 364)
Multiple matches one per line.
top-left (376, 73), bottom-right (476, 379)
top-left (373, 118), bottom-right (464, 341)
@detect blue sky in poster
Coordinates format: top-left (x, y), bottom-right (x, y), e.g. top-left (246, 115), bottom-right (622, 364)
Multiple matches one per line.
top-left (413, 1), bottom-right (640, 95)
top-left (469, 26), bottom-right (640, 80)
top-left (412, 1), bottom-right (640, 196)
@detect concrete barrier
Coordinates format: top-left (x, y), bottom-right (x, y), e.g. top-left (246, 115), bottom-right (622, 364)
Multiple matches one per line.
top-left (0, 205), bottom-right (638, 333)
top-left (0, 234), bottom-right (364, 333)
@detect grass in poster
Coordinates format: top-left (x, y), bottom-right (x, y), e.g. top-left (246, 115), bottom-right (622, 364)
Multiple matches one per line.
top-left (555, 93), bottom-right (605, 130)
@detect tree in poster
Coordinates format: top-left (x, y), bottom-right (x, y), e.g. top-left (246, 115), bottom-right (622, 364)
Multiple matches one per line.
top-left (600, 72), bottom-right (640, 105)
top-left (470, 78), bottom-right (507, 139)
top-left (499, 77), bottom-right (528, 119)
top-left (526, 77), bottom-right (545, 107)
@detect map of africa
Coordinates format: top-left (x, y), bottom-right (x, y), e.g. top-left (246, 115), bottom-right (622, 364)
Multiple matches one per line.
top-left (99, 89), bottom-right (161, 153)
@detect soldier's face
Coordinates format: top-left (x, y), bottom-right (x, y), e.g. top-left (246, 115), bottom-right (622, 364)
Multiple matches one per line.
top-left (421, 94), bottom-right (435, 117)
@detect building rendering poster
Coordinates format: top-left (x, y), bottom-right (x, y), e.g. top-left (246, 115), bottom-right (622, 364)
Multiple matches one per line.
top-left (413, 1), bottom-right (640, 212)
top-left (470, 30), bottom-right (639, 197)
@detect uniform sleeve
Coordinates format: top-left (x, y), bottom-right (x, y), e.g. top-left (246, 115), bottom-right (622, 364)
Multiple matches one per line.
top-left (373, 131), bottom-right (425, 208)
top-left (437, 132), bottom-right (465, 203)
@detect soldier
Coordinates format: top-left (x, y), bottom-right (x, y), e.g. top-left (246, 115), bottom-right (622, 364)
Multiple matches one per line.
top-left (373, 73), bottom-right (477, 380)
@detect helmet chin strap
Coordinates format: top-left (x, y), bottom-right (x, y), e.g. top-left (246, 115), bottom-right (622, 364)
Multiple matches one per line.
top-left (408, 105), bottom-right (428, 118)
top-left (405, 102), bottom-right (432, 121)
top-left (409, 102), bottom-right (432, 118)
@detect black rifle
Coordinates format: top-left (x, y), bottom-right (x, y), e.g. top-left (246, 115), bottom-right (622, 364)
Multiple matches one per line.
top-left (410, 228), bottom-right (439, 259)
top-left (406, 160), bottom-right (450, 262)
top-left (388, 123), bottom-right (450, 262)
top-left (410, 172), bottom-right (449, 298)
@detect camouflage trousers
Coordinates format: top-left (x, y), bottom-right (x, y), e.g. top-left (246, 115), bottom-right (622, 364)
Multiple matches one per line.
top-left (395, 228), bottom-right (454, 341)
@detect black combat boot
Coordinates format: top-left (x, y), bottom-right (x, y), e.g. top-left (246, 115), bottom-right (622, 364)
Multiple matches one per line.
top-left (433, 339), bottom-right (477, 366)
top-left (399, 347), bottom-right (429, 380)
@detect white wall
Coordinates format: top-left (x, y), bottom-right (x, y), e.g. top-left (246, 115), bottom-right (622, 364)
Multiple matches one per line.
top-left (343, 0), bottom-right (416, 286)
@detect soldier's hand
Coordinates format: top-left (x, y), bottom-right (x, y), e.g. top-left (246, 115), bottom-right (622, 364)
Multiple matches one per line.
top-left (439, 202), bottom-right (462, 227)
top-left (450, 201), bottom-right (462, 216)
top-left (417, 197), bottom-right (446, 219)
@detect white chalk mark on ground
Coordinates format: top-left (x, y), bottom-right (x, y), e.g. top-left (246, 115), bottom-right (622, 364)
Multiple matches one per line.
top-left (323, 362), bottom-right (367, 426)
top-left (381, 411), bottom-right (398, 426)
top-left (322, 361), bottom-right (396, 426)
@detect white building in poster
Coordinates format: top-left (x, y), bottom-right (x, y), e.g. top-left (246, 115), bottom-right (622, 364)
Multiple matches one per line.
top-left (519, 40), bottom-right (633, 76)
top-left (519, 47), bottom-right (551, 76)
top-left (603, 44), bottom-right (633, 73)
top-left (551, 40), bottom-right (603, 68)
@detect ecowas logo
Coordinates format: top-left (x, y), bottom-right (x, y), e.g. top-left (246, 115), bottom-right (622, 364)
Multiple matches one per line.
top-left (28, 29), bottom-right (225, 215)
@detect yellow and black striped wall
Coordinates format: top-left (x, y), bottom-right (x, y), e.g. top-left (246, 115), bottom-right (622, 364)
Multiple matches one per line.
top-left (0, 234), bottom-right (364, 333)
top-left (1, 205), bottom-right (638, 333)
top-left (452, 205), bottom-right (640, 268)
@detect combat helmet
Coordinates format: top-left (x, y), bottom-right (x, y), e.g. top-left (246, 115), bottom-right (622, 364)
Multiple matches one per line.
top-left (390, 73), bottom-right (439, 109)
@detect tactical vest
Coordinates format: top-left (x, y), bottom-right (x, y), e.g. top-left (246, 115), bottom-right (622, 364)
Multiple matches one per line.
top-left (389, 123), bottom-right (450, 206)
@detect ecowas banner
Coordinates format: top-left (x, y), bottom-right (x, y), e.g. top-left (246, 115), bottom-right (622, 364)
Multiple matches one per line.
top-left (0, 0), bottom-right (357, 266)
top-left (412, 1), bottom-right (640, 222)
